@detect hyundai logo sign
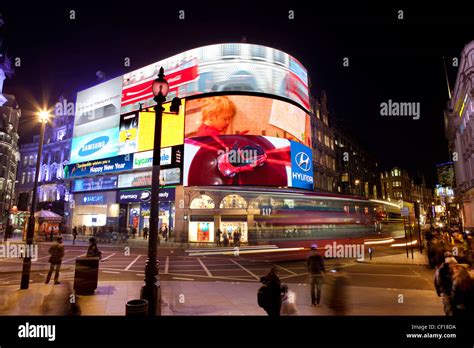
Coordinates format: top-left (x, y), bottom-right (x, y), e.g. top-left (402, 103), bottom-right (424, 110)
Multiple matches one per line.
top-left (78, 136), bottom-right (109, 157)
top-left (295, 152), bottom-right (311, 171)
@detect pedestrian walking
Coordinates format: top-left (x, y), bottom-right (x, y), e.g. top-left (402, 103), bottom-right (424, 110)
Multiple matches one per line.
top-left (143, 227), bottom-right (149, 240)
top-left (132, 226), bottom-right (137, 239)
top-left (49, 226), bottom-right (54, 242)
top-left (72, 226), bottom-right (78, 245)
top-left (86, 237), bottom-right (102, 259)
top-left (45, 236), bottom-right (65, 285)
top-left (233, 228), bottom-right (241, 247)
top-left (281, 284), bottom-right (297, 315)
top-left (307, 245), bottom-right (325, 306)
top-left (223, 231), bottom-right (229, 247)
top-left (163, 225), bottom-right (168, 242)
top-left (451, 264), bottom-right (474, 316)
top-left (216, 228), bottom-right (222, 246)
top-left (434, 260), bottom-right (454, 315)
top-left (325, 267), bottom-right (349, 315)
top-left (258, 268), bottom-right (284, 317)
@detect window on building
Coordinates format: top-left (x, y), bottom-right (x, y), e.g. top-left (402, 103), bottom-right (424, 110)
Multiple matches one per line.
top-left (220, 194), bottom-right (248, 209)
top-left (341, 173), bottom-right (349, 182)
top-left (324, 135), bottom-right (330, 147)
top-left (21, 172), bottom-right (26, 184)
top-left (190, 195), bottom-right (215, 209)
top-left (316, 109), bottom-right (320, 119)
top-left (27, 172), bottom-right (31, 183)
top-left (318, 131), bottom-right (322, 143)
top-left (323, 114), bottom-right (328, 125)
top-left (393, 181), bottom-right (402, 187)
top-left (222, 44), bottom-right (240, 57)
top-left (23, 156), bottom-right (28, 166)
top-left (29, 155), bottom-right (35, 166)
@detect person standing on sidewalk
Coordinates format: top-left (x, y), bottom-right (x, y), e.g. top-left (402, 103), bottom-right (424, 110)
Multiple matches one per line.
top-left (307, 245), bottom-right (325, 306)
top-left (45, 236), bottom-right (65, 285)
top-left (215, 228), bottom-right (222, 246)
top-left (72, 226), bottom-right (78, 245)
top-left (143, 227), bottom-right (149, 240)
top-left (86, 237), bottom-right (102, 260)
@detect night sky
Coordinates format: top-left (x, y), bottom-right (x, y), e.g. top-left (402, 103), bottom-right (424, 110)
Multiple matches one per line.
top-left (2, 3), bottom-right (473, 187)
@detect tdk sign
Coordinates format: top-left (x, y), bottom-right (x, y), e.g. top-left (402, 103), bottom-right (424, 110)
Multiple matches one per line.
top-left (290, 141), bottom-right (314, 190)
top-left (78, 136), bottom-right (109, 157)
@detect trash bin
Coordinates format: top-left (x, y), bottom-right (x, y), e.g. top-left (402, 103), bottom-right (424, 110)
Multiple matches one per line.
top-left (73, 257), bottom-right (100, 295)
top-left (126, 299), bottom-right (148, 316)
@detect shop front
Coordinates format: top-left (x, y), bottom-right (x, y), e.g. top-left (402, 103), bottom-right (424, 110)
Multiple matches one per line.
top-left (118, 187), bottom-right (176, 237)
top-left (70, 191), bottom-right (120, 235)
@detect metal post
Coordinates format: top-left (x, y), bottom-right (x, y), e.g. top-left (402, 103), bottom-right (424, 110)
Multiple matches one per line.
top-left (417, 216), bottom-right (423, 253)
top-left (20, 119), bottom-right (46, 289)
top-left (140, 86), bottom-right (165, 316)
top-left (403, 216), bottom-right (408, 258)
top-left (409, 217), bottom-right (414, 259)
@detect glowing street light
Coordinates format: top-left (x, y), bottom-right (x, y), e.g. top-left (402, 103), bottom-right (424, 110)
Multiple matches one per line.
top-left (20, 109), bottom-right (50, 289)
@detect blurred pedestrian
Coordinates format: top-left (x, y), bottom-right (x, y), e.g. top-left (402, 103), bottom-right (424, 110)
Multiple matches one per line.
top-left (281, 284), bottom-right (297, 315)
top-left (451, 264), bottom-right (474, 316)
top-left (216, 228), bottom-right (222, 246)
top-left (86, 237), bottom-right (102, 260)
top-left (49, 227), bottom-right (54, 242)
top-left (325, 267), bottom-right (349, 315)
top-left (258, 268), bottom-right (284, 317)
top-left (143, 227), bottom-right (149, 240)
top-left (45, 236), bottom-right (64, 285)
top-left (307, 245), bottom-right (325, 306)
top-left (434, 260), bottom-right (454, 315)
top-left (72, 226), bottom-right (78, 245)
top-left (223, 231), bottom-right (229, 247)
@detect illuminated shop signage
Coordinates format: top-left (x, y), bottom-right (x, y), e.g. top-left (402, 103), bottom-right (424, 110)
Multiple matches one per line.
top-left (133, 147), bottom-right (172, 169)
top-left (118, 188), bottom-right (175, 203)
top-left (82, 194), bottom-right (106, 204)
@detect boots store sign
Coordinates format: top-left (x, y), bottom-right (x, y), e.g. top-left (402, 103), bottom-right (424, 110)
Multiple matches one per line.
top-left (118, 188), bottom-right (175, 203)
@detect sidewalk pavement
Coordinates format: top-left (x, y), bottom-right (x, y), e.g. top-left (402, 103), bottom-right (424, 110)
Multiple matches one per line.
top-left (0, 278), bottom-right (443, 316)
top-left (359, 250), bottom-right (428, 266)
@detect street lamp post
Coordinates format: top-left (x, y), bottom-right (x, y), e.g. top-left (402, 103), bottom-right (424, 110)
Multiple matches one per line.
top-left (140, 67), bottom-right (169, 315)
top-left (20, 110), bottom-right (49, 289)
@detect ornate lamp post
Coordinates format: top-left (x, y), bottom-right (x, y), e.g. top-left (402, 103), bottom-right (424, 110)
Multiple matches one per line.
top-left (140, 67), bottom-right (169, 315)
top-left (20, 110), bottom-right (49, 289)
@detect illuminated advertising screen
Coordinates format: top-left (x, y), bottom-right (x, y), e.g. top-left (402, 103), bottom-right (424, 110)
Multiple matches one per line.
top-left (121, 43), bottom-right (309, 114)
top-left (118, 168), bottom-right (181, 188)
top-left (71, 176), bottom-right (118, 192)
top-left (133, 145), bottom-right (183, 169)
top-left (64, 154), bottom-right (133, 179)
top-left (183, 135), bottom-right (313, 190)
top-left (70, 128), bottom-right (120, 164)
top-left (185, 95), bottom-right (311, 147)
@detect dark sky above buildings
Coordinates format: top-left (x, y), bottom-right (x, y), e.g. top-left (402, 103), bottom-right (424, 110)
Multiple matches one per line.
top-left (1, 2), bottom-right (473, 187)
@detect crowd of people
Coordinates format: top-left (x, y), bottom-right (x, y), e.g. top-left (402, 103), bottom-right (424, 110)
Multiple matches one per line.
top-left (428, 226), bottom-right (474, 316)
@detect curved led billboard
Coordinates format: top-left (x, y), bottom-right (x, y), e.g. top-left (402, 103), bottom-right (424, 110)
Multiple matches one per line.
top-left (71, 43), bottom-right (309, 164)
top-left (183, 135), bottom-right (313, 190)
top-left (121, 43), bottom-right (309, 113)
top-left (185, 95), bottom-right (311, 147)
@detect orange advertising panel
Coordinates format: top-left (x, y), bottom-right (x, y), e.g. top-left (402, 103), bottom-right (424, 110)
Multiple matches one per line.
top-left (185, 95), bottom-right (311, 147)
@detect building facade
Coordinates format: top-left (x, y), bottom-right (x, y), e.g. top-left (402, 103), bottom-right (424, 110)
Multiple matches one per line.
top-left (444, 41), bottom-right (474, 229)
top-left (0, 94), bottom-right (20, 220)
top-left (16, 96), bottom-right (74, 217)
top-left (310, 92), bottom-right (338, 193)
top-left (334, 125), bottom-right (380, 199)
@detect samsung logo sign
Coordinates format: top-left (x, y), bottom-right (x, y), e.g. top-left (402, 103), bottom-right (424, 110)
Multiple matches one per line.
top-left (78, 136), bottom-right (109, 157)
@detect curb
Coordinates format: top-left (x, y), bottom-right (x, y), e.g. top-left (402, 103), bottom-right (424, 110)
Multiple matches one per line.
top-left (356, 260), bottom-right (429, 266)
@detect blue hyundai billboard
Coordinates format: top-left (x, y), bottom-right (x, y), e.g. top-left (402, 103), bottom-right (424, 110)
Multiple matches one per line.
top-left (290, 141), bottom-right (313, 190)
